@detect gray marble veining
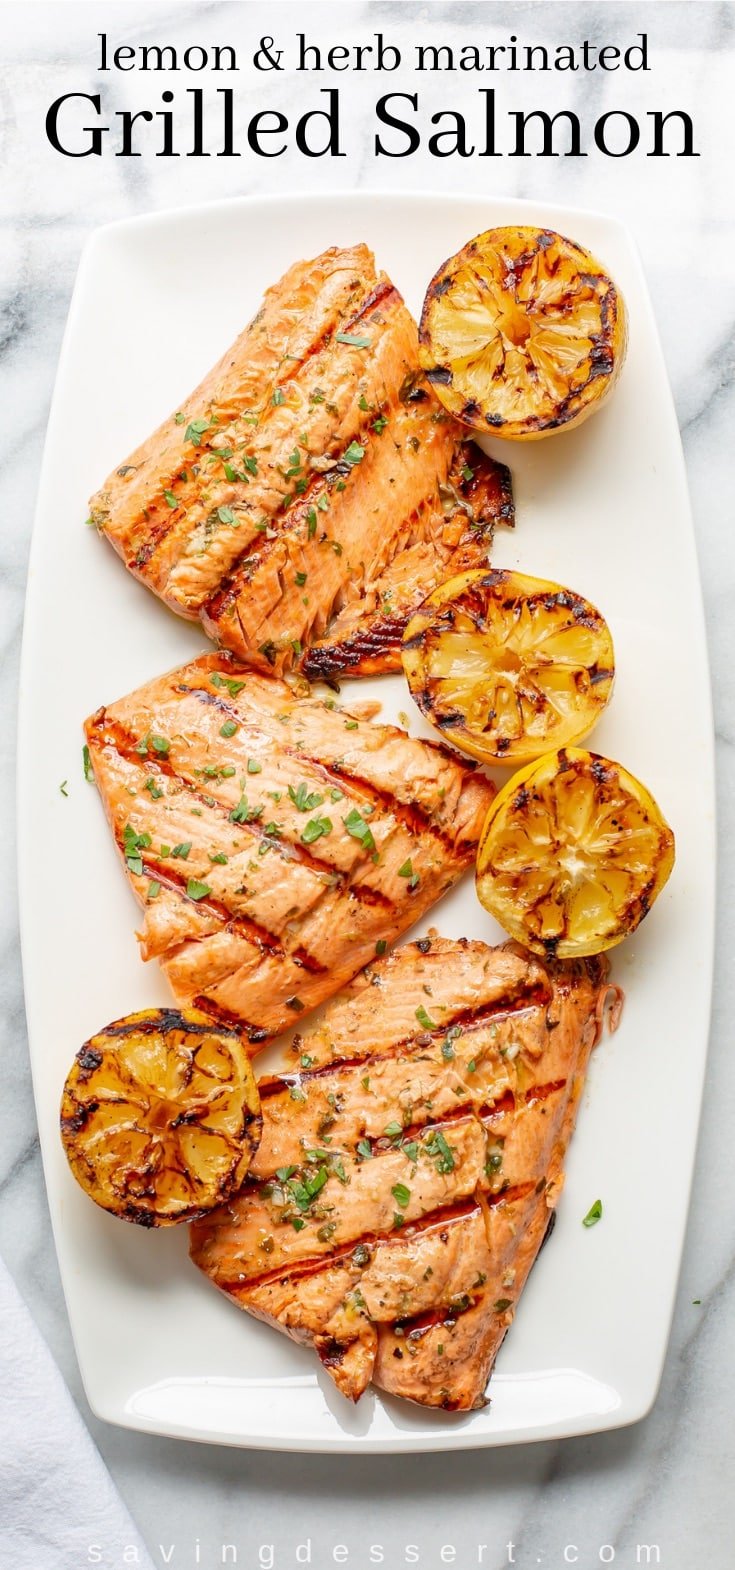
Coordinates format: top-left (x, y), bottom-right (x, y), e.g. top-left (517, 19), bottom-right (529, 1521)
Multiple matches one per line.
top-left (1, 3), bottom-right (734, 1565)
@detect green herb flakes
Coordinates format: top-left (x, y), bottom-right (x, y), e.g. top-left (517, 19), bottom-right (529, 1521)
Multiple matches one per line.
top-left (301, 815), bottom-right (332, 845)
top-left (122, 824), bottom-right (151, 876)
top-left (343, 807), bottom-right (376, 853)
top-left (184, 417), bottom-right (212, 446)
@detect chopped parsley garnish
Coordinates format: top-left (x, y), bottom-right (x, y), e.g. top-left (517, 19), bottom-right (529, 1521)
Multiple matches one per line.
top-left (122, 824), bottom-right (151, 876)
top-left (392, 1212), bottom-right (405, 1229)
top-left (375, 939), bottom-right (387, 957)
top-left (211, 673), bottom-right (246, 698)
top-left (174, 412), bottom-right (185, 425)
top-left (286, 1164), bottom-right (329, 1211)
top-left (217, 506), bottom-right (237, 526)
top-left (295, 571), bottom-right (307, 587)
top-left (442, 1026), bottom-right (461, 1061)
top-left (82, 744), bottom-right (93, 782)
top-left (220, 720), bottom-right (238, 738)
top-left (229, 791), bottom-right (263, 825)
top-left (415, 1005), bottom-right (435, 1031)
top-left (344, 719), bottom-right (359, 730)
top-left (493, 1298), bottom-right (512, 1314)
top-left (272, 387), bottom-right (285, 406)
top-left (243, 455), bottom-right (258, 476)
top-left (391, 1183), bottom-right (411, 1209)
top-left (335, 332), bottom-right (371, 349)
top-left (246, 758), bottom-right (262, 774)
top-left (144, 777), bottom-right (164, 800)
top-left (289, 782), bottom-right (324, 812)
top-left (372, 415), bottom-right (388, 434)
top-left (170, 842), bottom-right (190, 860)
top-left (306, 508), bottom-right (317, 538)
top-left (59, 780), bottom-right (68, 797)
top-left (301, 815), bottom-right (332, 845)
top-left (425, 1129), bottom-right (455, 1174)
top-left (342, 441), bottom-right (365, 466)
top-left (356, 1139), bottom-right (373, 1161)
top-left (383, 1120), bottom-right (403, 1140)
top-left (184, 417), bottom-right (213, 446)
top-left (163, 489), bottom-right (178, 509)
top-left (343, 807), bottom-right (375, 853)
top-left (461, 463), bottom-right (474, 482)
top-left (136, 732), bottom-right (170, 759)
top-left (147, 880), bottom-right (161, 899)
top-left (210, 851), bottom-right (228, 865)
top-left (582, 1199), bottom-right (603, 1228)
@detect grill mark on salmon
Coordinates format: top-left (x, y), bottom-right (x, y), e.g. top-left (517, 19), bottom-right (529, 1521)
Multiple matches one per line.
top-left (174, 681), bottom-right (469, 860)
top-left (190, 939), bottom-right (622, 1409)
top-left (89, 246), bottom-right (514, 677)
top-left (85, 655), bottom-right (493, 1044)
top-left (257, 987), bottom-right (548, 1101)
top-left (98, 710), bottom-right (394, 916)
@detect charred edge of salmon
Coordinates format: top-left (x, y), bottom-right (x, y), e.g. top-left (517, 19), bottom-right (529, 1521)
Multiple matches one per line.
top-left (260, 982), bottom-right (553, 1095)
top-left (456, 445), bottom-right (515, 529)
top-left (300, 454), bottom-right (514, 681)
top-left (191, 996), bottom-right (271, 1047)
top-left (302, 613), bottom-right (407, 681)
top-left (116, 272), bottom-right (397, 576)
top-left (161, 680), bottom-right (483, 860)
top-left (91, 706), bottom-right (395, 915)
top-left (196, 1196), bottom-right (484, 1294)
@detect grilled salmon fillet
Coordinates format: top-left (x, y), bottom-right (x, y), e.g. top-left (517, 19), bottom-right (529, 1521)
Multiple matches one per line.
top-left (84, 656), bottom-right (494, 1047)
top-left (88, 244), bottom-right (514, 678)
top-left (190, 936), bottom-right (623, 1410)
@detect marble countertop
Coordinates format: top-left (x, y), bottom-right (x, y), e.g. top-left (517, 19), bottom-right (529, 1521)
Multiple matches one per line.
top-left (1, 3), bottom-right (733, 1565)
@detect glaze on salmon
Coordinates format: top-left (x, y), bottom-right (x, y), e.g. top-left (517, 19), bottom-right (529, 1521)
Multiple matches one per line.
top-left (190, 936), bottom-right (623, 1410)
top-left (88, 245), bottom-right (514, 677)
top-left (84, 657), bottom-right (494, 1048)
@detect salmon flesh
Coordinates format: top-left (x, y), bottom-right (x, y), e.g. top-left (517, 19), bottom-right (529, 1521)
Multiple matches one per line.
top-left (190, 936), bottom-right (623, 1410)
top-left (84, 656), bottom-right (494, 1047)
top-left (88, 245), bottom-right (514, 678)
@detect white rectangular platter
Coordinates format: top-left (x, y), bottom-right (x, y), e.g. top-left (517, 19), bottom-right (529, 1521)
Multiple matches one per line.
top-left (18, 193), bottom-right (715, 1451)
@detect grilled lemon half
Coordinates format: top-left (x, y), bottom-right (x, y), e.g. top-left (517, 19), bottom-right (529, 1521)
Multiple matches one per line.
top-left (476, 748), bottom-right (674, 958)
top-left (402, 569), bottom-right (614, 765)
top-left (60, 1008), bottom-right (262, 1226)
top-left (419, 226), bottom-right (627, 440)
